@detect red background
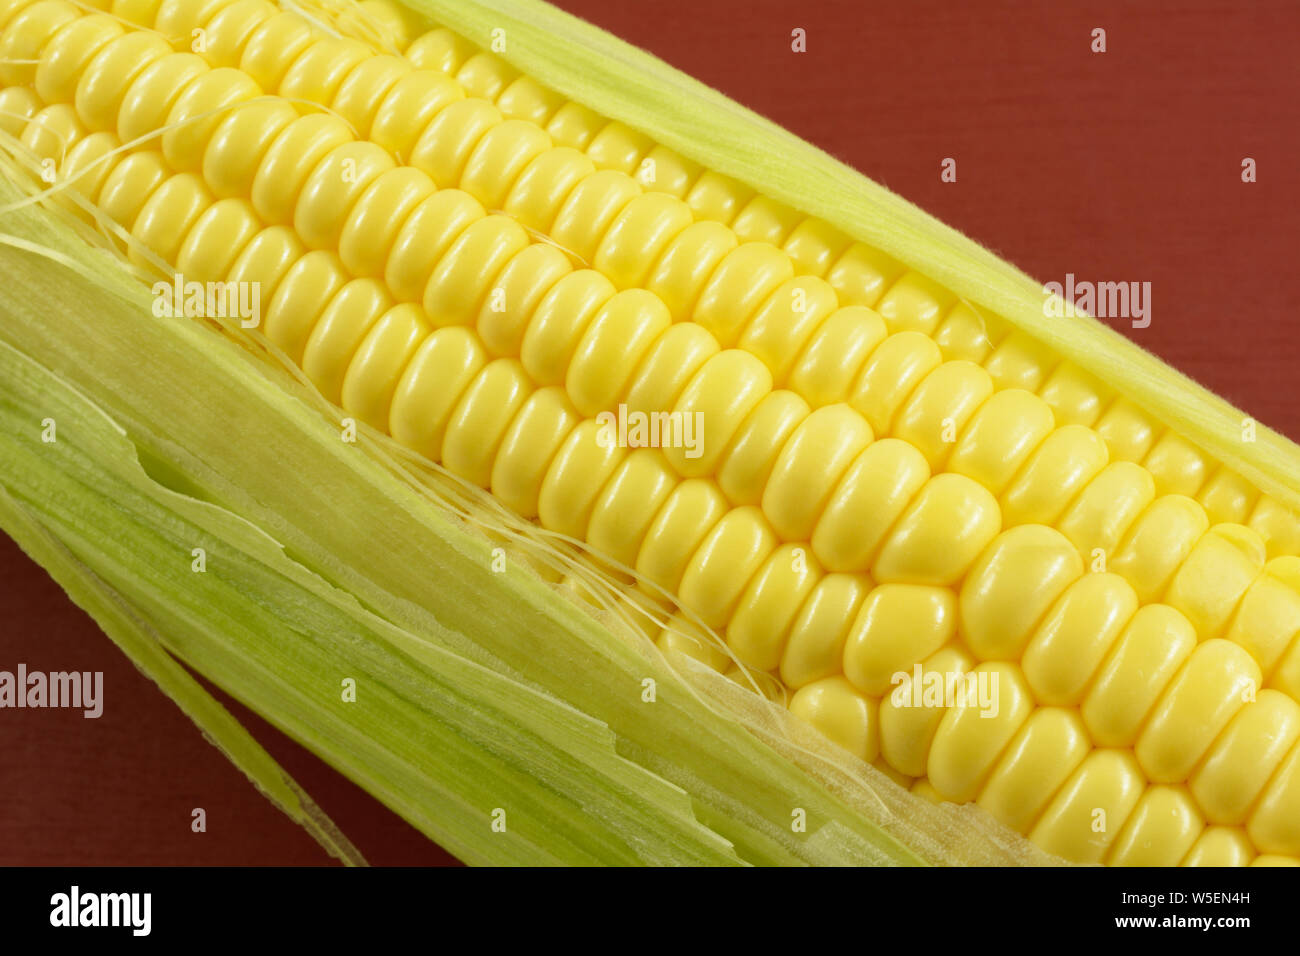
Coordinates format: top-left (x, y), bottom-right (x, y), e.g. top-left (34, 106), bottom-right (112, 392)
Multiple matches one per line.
top-left (1, 0), bottom-right (1297, 865)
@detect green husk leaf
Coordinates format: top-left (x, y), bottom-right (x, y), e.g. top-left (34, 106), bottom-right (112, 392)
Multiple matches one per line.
top-left (0, 333), bottom-right (743, 866)
top-left (0, 480), bottom-right (365, 866)
top-left (409, 0), bottom-right (1300, 514)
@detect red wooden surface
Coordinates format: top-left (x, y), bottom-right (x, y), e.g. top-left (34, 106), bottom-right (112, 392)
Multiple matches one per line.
top-left (1, 0), bottom-right (1296, 865)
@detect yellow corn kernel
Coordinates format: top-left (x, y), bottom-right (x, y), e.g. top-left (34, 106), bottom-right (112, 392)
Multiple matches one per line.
top-left (1249, 494), bottom-right (1300, 559)
top-left (1107, 785), bottom-right (1204, 867)
top-left (340, 303), bottom-right (430, 431)
top-left (404, 26), bottom-right (475, 73)
top-left (655, 613), bottom-right (731, 673)
top-left (542, 99), bottom-right (603, 150)
top-left (637, 144), bottom-right (700, 199)
top-left (565, 288), bottom-right (670, 417)
top-left (1183, 826), bottom-right (1255, 867)
top-left (932, 301), bottom-right (997, 364)
top-left (927, 662), bottom-right (1033, 803)
top-left (1144, 430), bottom-right (1209, 498)
top-left (519, 269), bottom-right (615, 386)
top-left (811, 438), bottom-right (930, 573)
top-left (725, 543), bottom-right (820, 671)
top-left (680, 505), bottom-right (776, 630)
top-left (225, 225), bottom-right (303, 305)
top-left (739, 276), bottom-right (839, 383)
top-left (892, 360), bottom-right (994, 470)
top-left (592, 192), bottom-right (692, 291)
top-left (1164, 523), bottom-right (1266, 640)
top-left (1057, 460), bottom-right (1156, 559)
top-left (36, 13), bottom-right (123, 106)
top-left (408, 98), bottom-right (502, 188)
top-left (550, 169), bottom-right (640, 265)
top-left (762, 404), bottom-right (872, 541)
top-left (496, 74), bottom-right (565, 127)
top-left (1197, 466), bottom-right (1257, 526)
top-left (624, 322), bottom-right (719, 417)
top-left (959, 525), bottom-right (1083, 661)
top-left (826, 242), bottom-right (903, 309)
top-left (878, 644), bottom-right (975, 778)
top-left (20, 102), bottom-right (81, 163)
top-left (1109, 495), bottom-right (1210, 603)
top-left (684, 169), bottom-right (751, 224)
top-left (910, 777), bottom-right (943, 804)
top-left (162, 69), bottom-right (261, 175)
top-left (1081, 604), bottom-right (1197, 747)
top-left (129, 172), bottom-right (211, 267)
top-left (1030, 750), bottom-right (1146, 864)
top-left (1135, 639), bottom-right (1261, 784)
top-left (461, 118), bottom-right (552, 210)
top-left (584, 120), bottom-right (652, 176)
top-left (1021, 572), bottom-right (1138, 706)
top-left (296, 142), bottom-right (396, 252)
top-left (850, 330), bottom-right (942, 434)
top-left (1038, 362), bottom-right (1108, 427)
top-left (586, 449), bottom-right (675, 570)
top-left (976, 707), bottom-right (1090, 834)
top-left (1096, 397), bottom-right (1157, 463)
top-left (728, 196), bottom-right (797, 247)
top-left (947, 388), bottom-right (1055, 496)
top-left (715, 391), bottom-right (809, 507)
top-left (875, 272), bottom-right (950, 336)
top-left (843, 584), bottom-right (956, 697)
top-left (423, 214), bottom-right (531, 327)
top-left (779, 572), bottom-right (869, 689)
top-left (173, 197), bottom-right (258, 281)
top-left (537, 419), bottom-right (627, 540)
top-left (1190, 689), bottom-right (1300, 825)
top-left (1, 0), bottom-right (80, 87)
top-left (301, 278), bottom-right (393, 404)
top-left (644, 220), bottom-right (736, 319)
top-left (871, 472), bottom-right (1001, 587)
top-left (787, 305), bottom-right (887, 409)
top-left (389, 326), bottom-right (486, 459)
top-left (634, 478), bottom-right (727, 596)
top-left (455, 51), bottom-right (518, 101)
top-left (0, 84), bottom-right (42, 137)
top-left (492, 386), bottom-right (580, 520)
top-left (1247, 740), bottom-right (1300, 854)
top-left (442, 357), bottom-right (532, 489)
top-left (262, 249), bottom-right (347, 363)
top-left (665, 350), bottom-right (770, 478)
top-left (502, 146), bottom-right (594, 233)
top-left (475, 243), bottom-right (572, 356)
top-left (789, 676), bottom-right (878, 763)
top-left (782, 217), bottom-right (850, 277)
top-left (999, 424), bottom-right (1108, 528)
top-left (75, 30), bottom-right (171, 131)
top-left (1226, 556), bottom-right (1300, 677)
top-left (983, 329), bottom-right (1059, 393)
top-left (694, 242), bottom-right (792, 350)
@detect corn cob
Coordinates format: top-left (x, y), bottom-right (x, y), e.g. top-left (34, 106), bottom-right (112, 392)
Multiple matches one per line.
top-left (0, 0), bottom-right (1297, 867)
